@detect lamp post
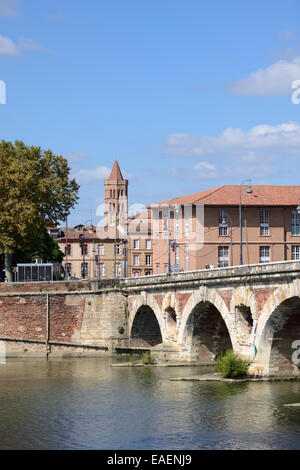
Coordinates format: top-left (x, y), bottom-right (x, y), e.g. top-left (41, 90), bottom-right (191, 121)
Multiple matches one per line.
top-left (239, 179), bottom-right (253, 265)
top-left (222, 212), bottom-right (233, 266)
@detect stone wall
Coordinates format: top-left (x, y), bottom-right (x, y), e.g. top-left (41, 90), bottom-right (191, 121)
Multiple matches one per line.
top-left (0, 284), bottom-right (128, 357)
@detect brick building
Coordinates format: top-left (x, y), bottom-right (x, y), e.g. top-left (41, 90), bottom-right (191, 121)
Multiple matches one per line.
top-left (150, 185), bottom-right (300, 274)
top-left (128, 209), bottom-right (153, 276)
top-left (58, 160), bottom-right (129, 279)
top-left (57, 160), bottom-right (154, 279)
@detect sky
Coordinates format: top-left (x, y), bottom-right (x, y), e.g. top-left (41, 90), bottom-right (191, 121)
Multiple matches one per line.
top-left (1, 0), bottom-right (300, 226)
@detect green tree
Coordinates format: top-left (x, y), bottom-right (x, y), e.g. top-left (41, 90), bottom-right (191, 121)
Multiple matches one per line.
top-left (13, 228), bottom-right (65, 265)
top-left (0, 140), bottom-right (79, 281)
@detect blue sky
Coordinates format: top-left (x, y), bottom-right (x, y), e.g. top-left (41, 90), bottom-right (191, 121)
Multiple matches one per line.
top-left (1, 0), bottom-right (300, 226)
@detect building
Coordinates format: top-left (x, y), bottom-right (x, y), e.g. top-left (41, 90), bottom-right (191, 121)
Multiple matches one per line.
top-left (58, 223), bottom-right (127, 279)
top-left (149, 185), bottom-right (300, 273)
top-left (58, 160), bottom-right (129, 279)
top-left (128, 209), bottom-right (153, 276)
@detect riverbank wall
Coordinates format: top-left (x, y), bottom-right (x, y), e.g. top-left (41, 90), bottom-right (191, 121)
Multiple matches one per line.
top-left (0, 281), bottom-right (130, 358)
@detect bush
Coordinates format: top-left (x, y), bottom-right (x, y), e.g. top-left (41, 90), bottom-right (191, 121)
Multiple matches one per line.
top-left (118, 326), bottom-right (124, 335)
top-left (215, 349), bottom-right (250, 379)
top-left (141, 351), bottom-right (155, 365)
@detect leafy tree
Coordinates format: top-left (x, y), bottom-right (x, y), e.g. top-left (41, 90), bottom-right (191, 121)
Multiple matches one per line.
top-left (0, 140), bottom-right (79, 280)
top-left (13, 228), bottom-right (65, 265)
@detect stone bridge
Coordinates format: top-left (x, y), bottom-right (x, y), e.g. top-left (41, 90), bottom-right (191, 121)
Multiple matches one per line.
top-left (0, 261), bottom-right (299, 377)
top-left (120, 261), bottom-right (300, 377)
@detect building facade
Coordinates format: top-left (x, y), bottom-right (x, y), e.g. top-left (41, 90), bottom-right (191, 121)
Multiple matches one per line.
top-left (150, 185), bottom-right (300, 274)
top-left (58, 161), bottom-right (129, 279)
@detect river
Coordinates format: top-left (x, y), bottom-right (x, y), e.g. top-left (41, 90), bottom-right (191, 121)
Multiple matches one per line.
top-left (0, 357), bottom-right (299, 450)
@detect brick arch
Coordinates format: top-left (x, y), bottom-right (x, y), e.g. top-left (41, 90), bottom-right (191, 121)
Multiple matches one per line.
top-left (128, 292), bottom-right (165, 341)
top-left (178, 286), bottom-right (234, 347)
top-left (252, 280), bottom-right (300, 375)
top-left (255, 280), bottom-right (300, 350)
top-left (230, 286), bottom-right (257, 317)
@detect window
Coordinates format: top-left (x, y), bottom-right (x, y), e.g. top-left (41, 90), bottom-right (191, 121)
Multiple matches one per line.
top-left (219, 210), bottom-right (228, 236)
top-left (218, 246), bottom-right (229, 267)
top-left (292, 211), bottom-right (300, 236)
top-left (115, 244), bottom-right (120, 255)
top-left (292, 246), bottom-right (300, 260)
top-left (98, 263), bottom-right (105, 277)
top-left (81, 262), bottom-right (88, 278)
top-left (65, 263), bottom-right (71, 275)
top-left (133, 255), bottom-right (139, 266)
top-left (115, 262), bottom-right (121, 277)
top-left (145, 255), bottom-right (151, 266)
top-left (260, 209), bottom-right (269, 236)
top-left (81, 244), bottom-right (88, 255)
top-left (98, 244), bottom-right (104, 256)
top-left (133, 239), bottom-right (139, 250)
top-left (146, 239), bottom-right (151, 250)
top-left (65, 244), bottom-right (71, 256)
top-left (260, 246), bottom-right (270, 263)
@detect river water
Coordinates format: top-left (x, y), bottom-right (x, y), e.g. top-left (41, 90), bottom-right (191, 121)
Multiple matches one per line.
top-left (0, 357), bottom-right (299, 450)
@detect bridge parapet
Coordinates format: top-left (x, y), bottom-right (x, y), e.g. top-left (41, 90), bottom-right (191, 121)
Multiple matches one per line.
top-left (119, 261), bottom-right (300, 292)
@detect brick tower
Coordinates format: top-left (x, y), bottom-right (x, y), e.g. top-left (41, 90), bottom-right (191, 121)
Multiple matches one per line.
top-left (104, 160), bottom-right (128, 237)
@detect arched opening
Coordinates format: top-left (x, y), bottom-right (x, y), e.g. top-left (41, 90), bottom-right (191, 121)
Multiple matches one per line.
top-left (182, 301), bottom-right (232, 363)
top-left (131, 305), bottom-right (162, 347)
top-left (165, 307), bottom-right (177, 342)
top-left (263, 296), bottom-right (300, 376)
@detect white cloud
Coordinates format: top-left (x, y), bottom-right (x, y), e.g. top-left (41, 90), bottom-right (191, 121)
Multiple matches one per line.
top-left (73, 166), bottom-right (111, 184)
top-left (72, 164), bottom-right (134, 185)
top-left (0, 34), bottom-right (49, 56)
top-left (0, 0), bottom-right (19, 16)
top-left (164, 121), bottom-right (300, 157)
top-left (0, 34), bottom-right (18, 55)
top-left (229, 57), bottom-right (300, 95)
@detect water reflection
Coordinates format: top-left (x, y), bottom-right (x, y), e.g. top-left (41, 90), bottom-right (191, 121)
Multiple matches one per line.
top-left (0, 358), bottom-right (299, 449)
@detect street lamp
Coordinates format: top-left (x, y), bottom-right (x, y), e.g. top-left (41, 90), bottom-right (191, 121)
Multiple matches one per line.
top-left (239, 179), bottom-right (253, 265)
top-left (222, 212), bottom-right (233, 266)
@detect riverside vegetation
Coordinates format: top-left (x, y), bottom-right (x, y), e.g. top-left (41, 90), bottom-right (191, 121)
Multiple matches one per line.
top-left (215, 349), bottom-right (250, 379)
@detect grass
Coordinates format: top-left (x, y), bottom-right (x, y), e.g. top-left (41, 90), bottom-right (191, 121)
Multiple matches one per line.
top-left (141, 351), bottom-right (155, 365)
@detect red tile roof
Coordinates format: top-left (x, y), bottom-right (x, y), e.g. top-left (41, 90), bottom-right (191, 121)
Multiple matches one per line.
top-left (150, 185), bottom-right (300, 207)
top-left (58, 226), bottom-right (121, 242)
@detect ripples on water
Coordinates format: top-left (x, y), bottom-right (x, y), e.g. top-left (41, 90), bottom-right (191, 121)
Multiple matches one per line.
top-left (0, 358), bottom-right (299, 449)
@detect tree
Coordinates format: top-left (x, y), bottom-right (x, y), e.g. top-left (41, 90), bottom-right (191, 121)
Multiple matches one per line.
top-left (13, 228), bottom-right (65, 265)
top-left (0, 140), bottom-right (79, 281)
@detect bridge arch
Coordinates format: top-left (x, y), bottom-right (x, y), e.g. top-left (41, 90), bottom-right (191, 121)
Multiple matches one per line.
top-left (253, 280), bottom-right (300, 376)
top-left (178, 287), bottom-right (234, 361)
top-left (129, 292), bottom-right (165, 346)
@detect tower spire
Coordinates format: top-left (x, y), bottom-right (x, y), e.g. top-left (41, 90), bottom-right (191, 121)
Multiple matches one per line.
top-left (109, 160), bottom-right (123, 180)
